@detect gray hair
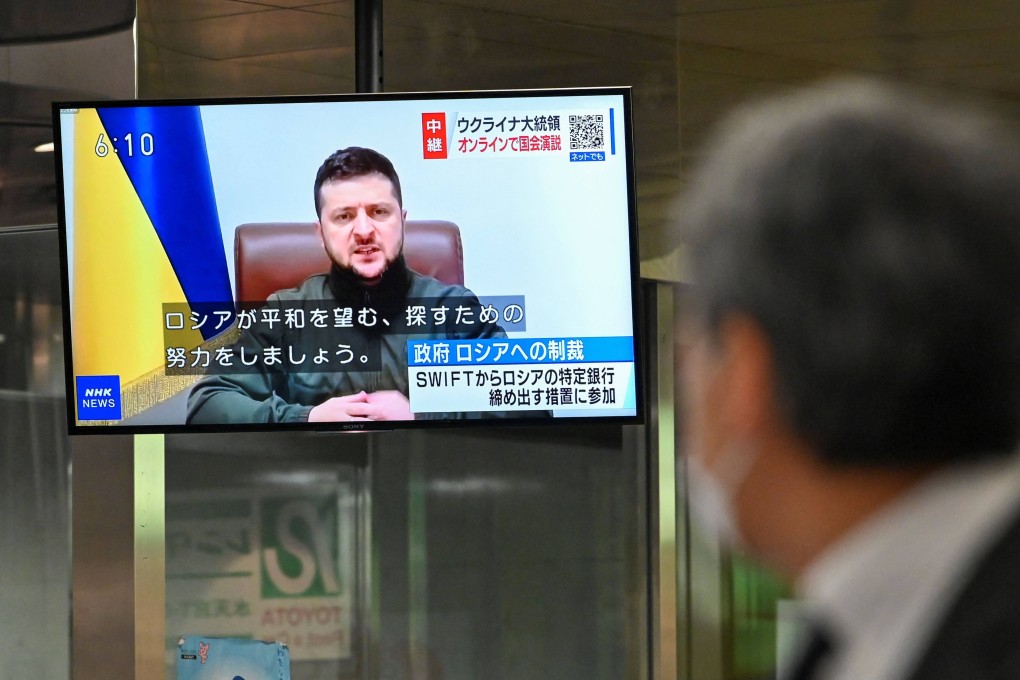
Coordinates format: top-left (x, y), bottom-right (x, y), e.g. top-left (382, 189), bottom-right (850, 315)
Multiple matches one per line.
top-left (679, 79), bottom-right (1020, 466)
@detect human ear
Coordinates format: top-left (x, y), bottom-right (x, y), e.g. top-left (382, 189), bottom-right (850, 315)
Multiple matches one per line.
top-left (716, 314), bottom-right (778, 437)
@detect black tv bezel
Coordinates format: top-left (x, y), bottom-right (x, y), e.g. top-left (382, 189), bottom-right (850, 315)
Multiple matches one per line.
top-left (52, 86), bottom-right (645, 436)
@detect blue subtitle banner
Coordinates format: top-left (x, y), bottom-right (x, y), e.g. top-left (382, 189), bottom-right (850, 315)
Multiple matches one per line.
top-left (408, 336), bottom-right (634, 366)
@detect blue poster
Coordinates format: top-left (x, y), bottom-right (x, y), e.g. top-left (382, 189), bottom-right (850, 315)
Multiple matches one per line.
top-left (177, 636), bottom-right (290, 680)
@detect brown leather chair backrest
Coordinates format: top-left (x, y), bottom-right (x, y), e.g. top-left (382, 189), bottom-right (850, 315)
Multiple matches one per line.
top-left (234, 220), bottom-right (464, 302)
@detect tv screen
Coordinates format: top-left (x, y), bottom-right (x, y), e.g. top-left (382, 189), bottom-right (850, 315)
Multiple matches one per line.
top-left (53, 87), bottom-right (642, 434)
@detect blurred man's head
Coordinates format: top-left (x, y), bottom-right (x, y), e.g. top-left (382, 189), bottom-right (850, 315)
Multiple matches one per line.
top-left (678, 79), bottom-right (1020, 570)
top-left (314, 147), bottom-right (406, 286)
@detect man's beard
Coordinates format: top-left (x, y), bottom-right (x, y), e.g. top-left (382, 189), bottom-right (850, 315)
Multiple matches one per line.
top-left (327, 242), bottom-right (403, 286)
top-left (351, 257), bottom-right (391, 282)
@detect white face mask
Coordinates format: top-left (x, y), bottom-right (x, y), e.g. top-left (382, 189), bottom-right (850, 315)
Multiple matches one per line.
top-left (684, 442), bottom-right (761, 549)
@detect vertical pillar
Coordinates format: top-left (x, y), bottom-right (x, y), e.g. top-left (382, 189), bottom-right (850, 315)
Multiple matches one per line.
top-left (355, 0), bottom-right (383, 93)
top-left (71, 436), bottom-right (136, 679)
top-left (70, 434), bottom-right (166, 680)
top-left (407, 441), bottom-right (429, 680)
top-left (648, 282), bottom-right (680, 680)
top-left (134, 434), bottom-right (166, 680)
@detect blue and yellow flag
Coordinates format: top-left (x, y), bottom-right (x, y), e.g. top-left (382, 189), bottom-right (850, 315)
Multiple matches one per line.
top-left (72, 105), bottom-right (233, 418)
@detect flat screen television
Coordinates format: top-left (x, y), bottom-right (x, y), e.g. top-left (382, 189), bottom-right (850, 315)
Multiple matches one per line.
top-left (53, 87), bottom-right (643, 434)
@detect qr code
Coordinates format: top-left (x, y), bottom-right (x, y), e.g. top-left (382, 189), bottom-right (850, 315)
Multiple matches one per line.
top-left (569, 114), bottom-right (604, 150)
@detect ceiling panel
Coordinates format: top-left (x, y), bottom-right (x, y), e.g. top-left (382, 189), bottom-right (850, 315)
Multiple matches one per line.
top-left (136, 0), bottom-right (355, 98)
top-left (424, 0), bottom-right (680, 38)
top-left (676, 1), bottom-right (889, 45)
top-left (138, 54), bottom-right (357, 98)
top-left (678, 0), bottom-right (851, 13)
top-left (138, 0), bottom-right (353, 24)
top-left (141, 6), bottom-right (355, 61)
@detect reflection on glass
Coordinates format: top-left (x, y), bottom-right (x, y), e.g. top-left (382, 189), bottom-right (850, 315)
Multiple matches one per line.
top-left (0, 228), bottom-right (70, 678)
top-left (164, 433), bottom-right (366, 679)
top-left (729, 554), bottom-right (791, 679)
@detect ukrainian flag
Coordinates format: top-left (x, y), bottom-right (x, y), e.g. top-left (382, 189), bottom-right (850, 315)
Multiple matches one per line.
top-left (72, 105), bottom-right (233, 420)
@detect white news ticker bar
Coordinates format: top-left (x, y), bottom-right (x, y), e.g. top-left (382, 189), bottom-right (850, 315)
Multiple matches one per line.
top-left (409, 361), bottom-right (635, 414)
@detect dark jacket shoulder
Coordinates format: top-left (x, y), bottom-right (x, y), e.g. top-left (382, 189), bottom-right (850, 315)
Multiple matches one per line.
top-left (906, 505), bottom-right (1020, 680)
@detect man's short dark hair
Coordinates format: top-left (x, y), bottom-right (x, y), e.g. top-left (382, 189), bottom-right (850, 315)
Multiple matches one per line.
top-left (314, 146), bottom-right (403, 217)
top-left (679, 79), bottom-right (1020, 467)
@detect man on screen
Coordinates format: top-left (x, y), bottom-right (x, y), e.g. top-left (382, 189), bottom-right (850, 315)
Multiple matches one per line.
top-left (186, 146), bottom-right (507, 424)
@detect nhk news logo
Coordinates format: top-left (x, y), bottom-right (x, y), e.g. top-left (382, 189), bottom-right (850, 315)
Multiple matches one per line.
top-left (422, 112), bottom-right (448, 159)
top-left (261, 496), bottom-right (342, 599)
top-left (75, 375), bottom-right (122, 420)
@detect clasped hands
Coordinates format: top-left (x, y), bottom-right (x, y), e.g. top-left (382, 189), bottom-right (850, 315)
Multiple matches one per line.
top-left (308, 390), bottom-right (413, 422)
